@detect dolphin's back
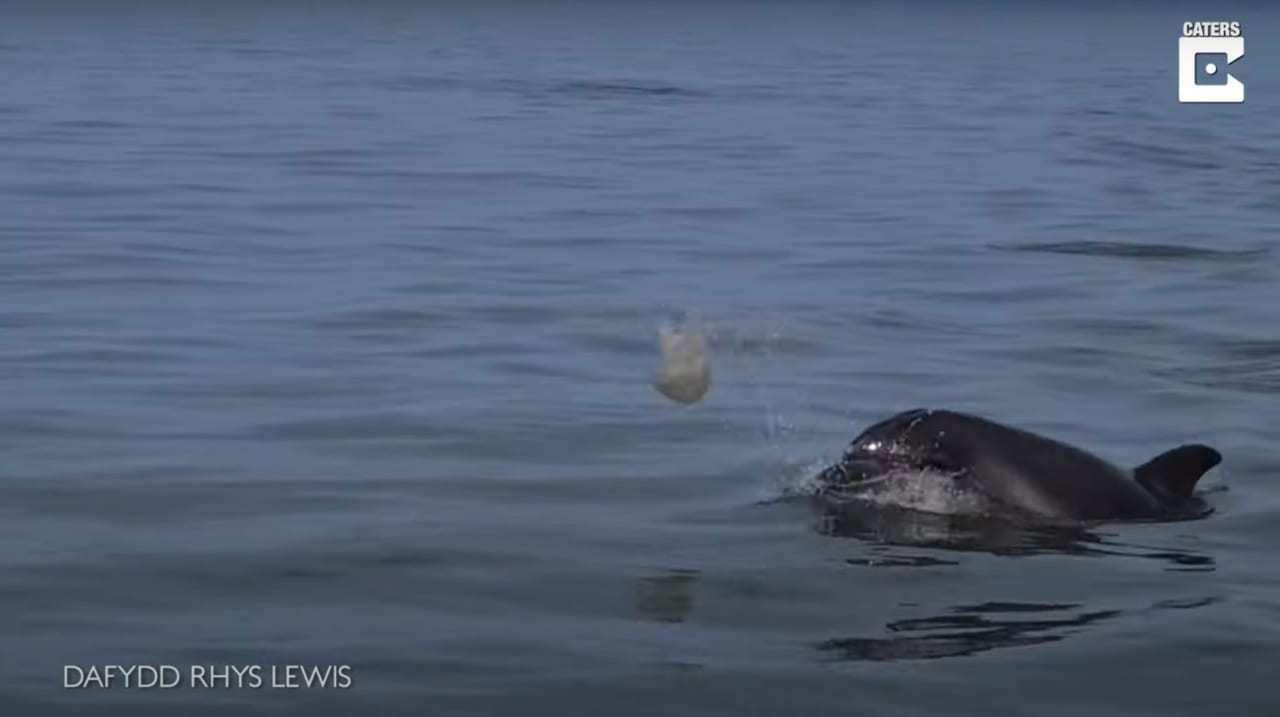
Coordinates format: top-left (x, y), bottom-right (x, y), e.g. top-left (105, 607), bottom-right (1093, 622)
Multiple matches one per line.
top-left (926, 411), bottom-right (1164, 520)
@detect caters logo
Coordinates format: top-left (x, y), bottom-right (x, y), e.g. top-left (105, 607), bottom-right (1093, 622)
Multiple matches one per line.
top-left (1179, 21), bottom-right (1244, 103)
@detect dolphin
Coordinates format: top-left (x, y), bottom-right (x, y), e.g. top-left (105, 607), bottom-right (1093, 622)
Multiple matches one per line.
top-left (816, 409), bottom-right (1221, 523)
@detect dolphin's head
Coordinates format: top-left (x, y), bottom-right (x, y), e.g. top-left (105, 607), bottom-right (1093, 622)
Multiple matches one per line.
top-left (818, 409), bottom-right (947, 487)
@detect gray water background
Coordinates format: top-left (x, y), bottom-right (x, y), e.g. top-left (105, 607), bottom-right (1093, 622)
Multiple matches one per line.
top-left (2, 2), bottom-right (1279, 714)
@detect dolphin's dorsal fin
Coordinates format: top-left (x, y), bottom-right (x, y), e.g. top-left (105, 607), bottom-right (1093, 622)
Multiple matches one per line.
top-left (1133, 444), bottom-right (1221, 501)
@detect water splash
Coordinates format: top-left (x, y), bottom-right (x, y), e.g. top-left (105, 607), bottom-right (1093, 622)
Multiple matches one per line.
top-left (651, 312), bottom-right (832, 501)
top-left (824, 468), bottom-right (998, 517)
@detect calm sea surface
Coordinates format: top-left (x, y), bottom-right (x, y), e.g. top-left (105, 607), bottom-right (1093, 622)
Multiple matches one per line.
top-left (2, 2), bottom-right (1279, 715)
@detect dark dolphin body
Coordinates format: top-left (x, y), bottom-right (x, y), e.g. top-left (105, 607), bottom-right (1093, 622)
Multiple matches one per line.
top-left (817, 409), bottom-right (1221, 523)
